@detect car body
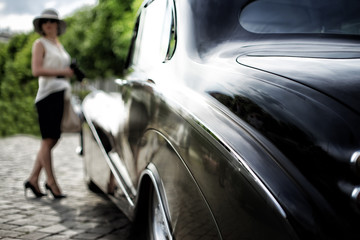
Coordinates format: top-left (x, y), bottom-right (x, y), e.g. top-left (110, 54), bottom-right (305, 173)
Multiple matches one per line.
top-left (81, 0), bottom-right (360, 239)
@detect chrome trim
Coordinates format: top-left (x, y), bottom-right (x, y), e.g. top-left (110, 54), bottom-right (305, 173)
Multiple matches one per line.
top-left (115, 78), bottom-right (128, 85)
top-left (351, 187), bottom-right (360, 202)
top-left (144, 0), bottom-right (155, 8)
top-left (350, 151), bottom-right (360, 172)
top-left (216, 135), bottom-right (287, 218)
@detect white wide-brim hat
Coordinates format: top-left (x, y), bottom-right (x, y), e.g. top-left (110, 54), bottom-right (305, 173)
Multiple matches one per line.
top-left (33, 9), bottom-right (66, 35)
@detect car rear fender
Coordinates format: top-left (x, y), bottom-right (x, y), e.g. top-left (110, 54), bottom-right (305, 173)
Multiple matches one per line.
top-left (134, 129), bottom-right (223, 239)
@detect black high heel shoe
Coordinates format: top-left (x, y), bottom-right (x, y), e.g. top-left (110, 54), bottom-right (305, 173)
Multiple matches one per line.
top-left (24, 181), bottom-right (46, 198)
top-left (45, 183), bottom-right (67, 199)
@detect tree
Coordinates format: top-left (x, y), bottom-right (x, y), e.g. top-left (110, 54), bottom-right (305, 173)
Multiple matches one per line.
top-left (62, 0), bottom-right (142, 79)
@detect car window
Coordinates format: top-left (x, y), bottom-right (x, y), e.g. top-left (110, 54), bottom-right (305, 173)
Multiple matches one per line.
top-left (239, 0), bottom-right (360, 35)
top-left (130, 0), bottom-right (176, 71)
top-left (163, 0), bottom-right (177, 61)
top-left (137, 0), bottom-right (166, 69)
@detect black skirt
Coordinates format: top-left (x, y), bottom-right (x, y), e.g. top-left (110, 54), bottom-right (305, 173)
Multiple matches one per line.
top-left (35, 90), bottom-right (65, 139)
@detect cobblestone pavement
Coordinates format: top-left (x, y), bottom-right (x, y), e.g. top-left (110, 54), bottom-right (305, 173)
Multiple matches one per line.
top-left (0, 134), bottom-right (134, 240)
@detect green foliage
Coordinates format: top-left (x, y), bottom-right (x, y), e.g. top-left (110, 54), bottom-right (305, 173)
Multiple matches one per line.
top-left (0, 42), bottom-right (8, 79)
top-left (61, 0), bottom-right (142, 79)
top-left (0, 32), bottom-right (39, 136)
top-left (0, 0), bottom-right (143, 137)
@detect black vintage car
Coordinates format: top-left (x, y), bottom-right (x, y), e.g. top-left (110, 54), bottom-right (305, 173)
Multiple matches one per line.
top-left (81, 0), bottom-right (360, 239)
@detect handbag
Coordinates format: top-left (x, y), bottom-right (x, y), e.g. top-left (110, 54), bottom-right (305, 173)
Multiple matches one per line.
top-left (61, 91), bottom-right (82, 133)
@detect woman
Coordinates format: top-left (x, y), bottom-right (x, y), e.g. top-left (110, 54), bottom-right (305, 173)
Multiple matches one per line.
top-left (24, 9), bottom-right (74, 199)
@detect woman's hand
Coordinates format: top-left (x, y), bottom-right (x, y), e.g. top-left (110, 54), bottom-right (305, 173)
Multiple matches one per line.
top-left (62, 67), bottom-right (74, 78)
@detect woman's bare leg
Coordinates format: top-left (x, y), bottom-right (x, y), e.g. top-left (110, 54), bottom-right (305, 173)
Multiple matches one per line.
top-left (28, 151), bottom-right (43, 193)
top-left (28, 138), bottom-right (63, 195)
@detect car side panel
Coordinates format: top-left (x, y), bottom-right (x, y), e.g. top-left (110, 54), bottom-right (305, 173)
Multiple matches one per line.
top-left (123, 83), bottom-right (297, 239)
top-left (82, 123), bottom-right (112, 193)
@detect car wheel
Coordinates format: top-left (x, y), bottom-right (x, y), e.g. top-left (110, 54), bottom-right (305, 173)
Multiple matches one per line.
top-left (148, 185), bottom-right (172, 240)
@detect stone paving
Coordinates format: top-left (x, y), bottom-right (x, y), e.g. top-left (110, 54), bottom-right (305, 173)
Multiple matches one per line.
top-left (0, 134), bottom-right (134, 240)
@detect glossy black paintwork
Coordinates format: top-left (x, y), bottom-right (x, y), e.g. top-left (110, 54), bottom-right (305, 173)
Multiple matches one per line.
top-left (82, 0), bottom-right (360, 239)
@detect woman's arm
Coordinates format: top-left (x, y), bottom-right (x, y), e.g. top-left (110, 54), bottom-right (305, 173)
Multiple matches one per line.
top-left (31, 40), bottom-right (74, 78)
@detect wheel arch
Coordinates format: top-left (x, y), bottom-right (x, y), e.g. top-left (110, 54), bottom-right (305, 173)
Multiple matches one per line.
top-left (133, 163), bottom-right (173, 239)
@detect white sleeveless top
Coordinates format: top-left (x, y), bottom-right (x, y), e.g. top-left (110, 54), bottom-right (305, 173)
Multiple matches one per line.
top-left (33, 37), bottom-right (71, 103)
